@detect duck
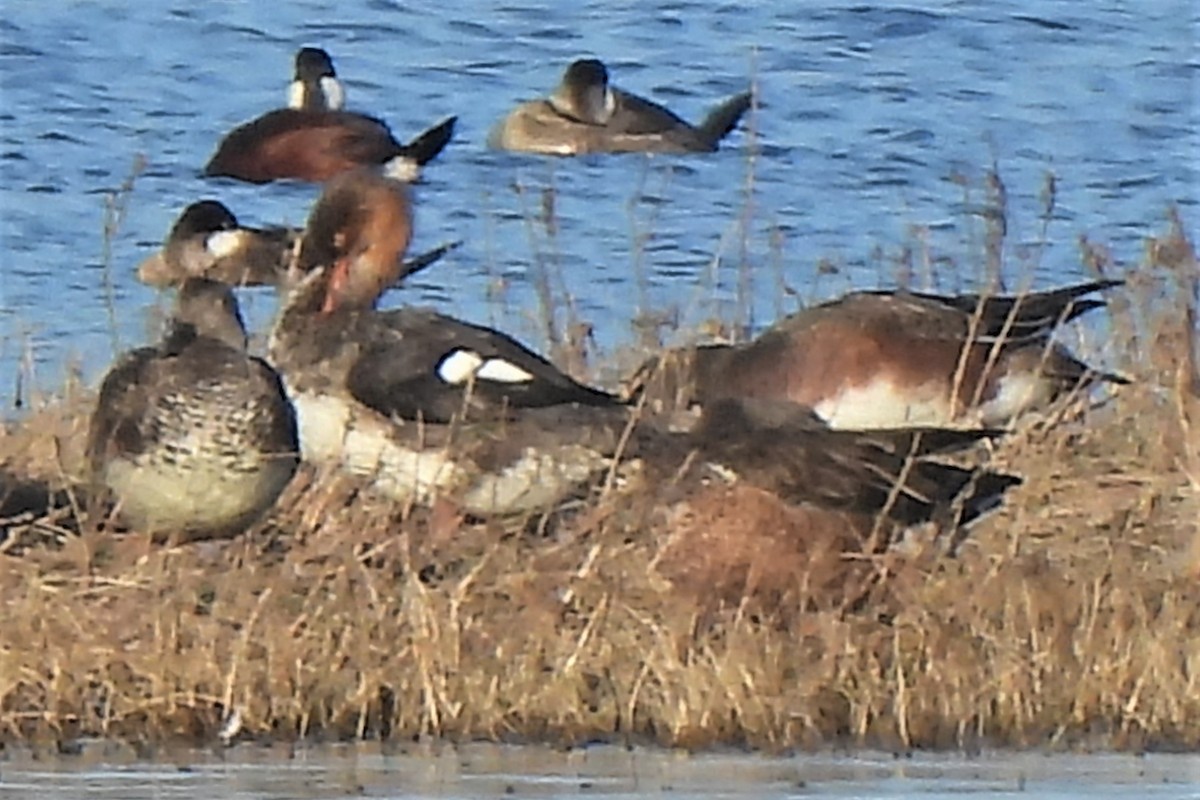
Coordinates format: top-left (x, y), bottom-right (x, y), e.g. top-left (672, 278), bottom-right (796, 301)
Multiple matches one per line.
top-left (87, 278), bottom-right (300, 540)
top-left (267, 170), bottom-right (1020, 519)
top-left (488, 57), bottom-right (752, 155)
top-left (267, 169), bottom-right (624, 513)
top-left (645, 396), bottom-right (1022, 614)
top-left (272, 170), bottom-right (623, 421)
top-left (276, 254), bottom-right (1020, 521)
top-left (136, 199), bottom-right (461, 289)
top-left (204, 47), bottom-right (456, 184)
top-left (629, 281), bottom-right (1130, 429)
top-left (274, 254), bottom-right (1019, 519)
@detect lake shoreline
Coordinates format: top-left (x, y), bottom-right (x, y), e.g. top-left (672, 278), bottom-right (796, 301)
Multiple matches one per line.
top-left (0, 215), bottom-right (1197, 755)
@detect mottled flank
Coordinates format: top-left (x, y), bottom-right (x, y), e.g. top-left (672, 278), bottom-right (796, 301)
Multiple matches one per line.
top-left (86, 280), bottom-right (299, 540)
top-left (0, 354), bottom-right (1194, 748)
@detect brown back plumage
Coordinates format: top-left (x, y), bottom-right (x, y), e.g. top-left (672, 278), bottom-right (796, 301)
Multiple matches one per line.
top-left (630, 281), bottom-right (1128, 428)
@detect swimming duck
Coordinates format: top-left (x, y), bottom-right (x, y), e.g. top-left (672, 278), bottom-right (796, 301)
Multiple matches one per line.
top-left (204, 47), bottom-right (456, 183)
top-left (629, 281), bottom-right (1130, 429)
top-left (136, 199), bottom-right (461, 289)
top-left (87, 278), bottom-right (299, 540)
top-left (488, 57), bottom-right (752, 155)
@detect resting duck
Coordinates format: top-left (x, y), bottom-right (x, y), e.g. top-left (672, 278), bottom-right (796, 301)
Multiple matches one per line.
top-left (668, 397), bottom-right (1017, 528)
top-left (136, 200), bottom-right (460, 289)
top-left (630, 281), bottom-right (1130, 429)
top-left (88, 278), bottom-right (299, 540)
top-left (488, 57), bottom-right (752, 155)
top-left (267, 170), bottom-right (623, 513)
top-left (268, 170), bottom-right (1019, 519)
top-left (0, 471), bottom-right (72, 532)
top-left (638, 396), bottom-right (1022, 613)
top-left (204, 46), bottom-right (456, 183)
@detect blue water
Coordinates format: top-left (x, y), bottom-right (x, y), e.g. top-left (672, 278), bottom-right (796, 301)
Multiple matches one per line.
top-left (0, 1), bottom-right (1197, 403)
top-left (2, 743), bottom-right (1198, 799)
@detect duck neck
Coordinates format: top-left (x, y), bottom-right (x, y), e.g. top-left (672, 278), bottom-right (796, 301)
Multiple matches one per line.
top-left (549, 83), bottom-right (615, 126)
top-left (269, 268), bottom-right (331, 362)
top-left (288, 76), bottom-right (344, 111)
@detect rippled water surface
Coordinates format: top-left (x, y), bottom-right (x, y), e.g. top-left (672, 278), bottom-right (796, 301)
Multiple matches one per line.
top-left (0, 1), bottom-right (1196, 397)
top-left (2, 743), bottom-right (1198, 799)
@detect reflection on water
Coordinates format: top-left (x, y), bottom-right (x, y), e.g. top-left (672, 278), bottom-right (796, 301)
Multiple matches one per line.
top-left (0, 1), bottom-right (1196, 401)
top-left (2, 743), bottom-right (1197, 799)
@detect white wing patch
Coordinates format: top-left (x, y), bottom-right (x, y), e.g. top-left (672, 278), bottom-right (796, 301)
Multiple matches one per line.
top-left (437, 349), bottom-right (534, 385)
top-left (437, 349), bottom-right (484, 384)
top-left (476, 357), bottom-right (534, 383)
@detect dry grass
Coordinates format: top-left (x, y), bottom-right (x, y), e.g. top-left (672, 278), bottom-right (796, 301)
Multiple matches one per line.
top-left (0, 214), bottom-right (1197, 754)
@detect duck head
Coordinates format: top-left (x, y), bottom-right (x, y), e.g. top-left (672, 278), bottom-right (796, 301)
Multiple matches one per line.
top-left (548, 58), bottom-right (616, 125)
top-left (170, 278), bottom-right (249, 350)
top-left (295, 169), bottom-right (413, 314)
top-left (152, 201), bottom-right (243, 279)
top-left (288, 46), bottom-right (345, 111)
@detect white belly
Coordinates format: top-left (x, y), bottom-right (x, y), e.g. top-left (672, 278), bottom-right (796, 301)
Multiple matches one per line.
top-left (289, 391), bottom-right (607, 516)
top-left (814, 377), bottom-right (955, 429)
top-left (974, 371), bottom-right (1052, 426)
top-left (105, 457), bottom-right (293, 535)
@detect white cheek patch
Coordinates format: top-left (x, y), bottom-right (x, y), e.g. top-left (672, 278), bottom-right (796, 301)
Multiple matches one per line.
top-left (287, 77), bottom-right (344, 111)
top-left (206, 229), bottom-right (247, 260)
top-left (437, 349), bottom-right (535, 385)
top-left (320, 76), bottom-right (345, 111)
top-left (586, 86), bottom-right (616, 124)
top-left (287, 80), bottom-right (305, 110)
